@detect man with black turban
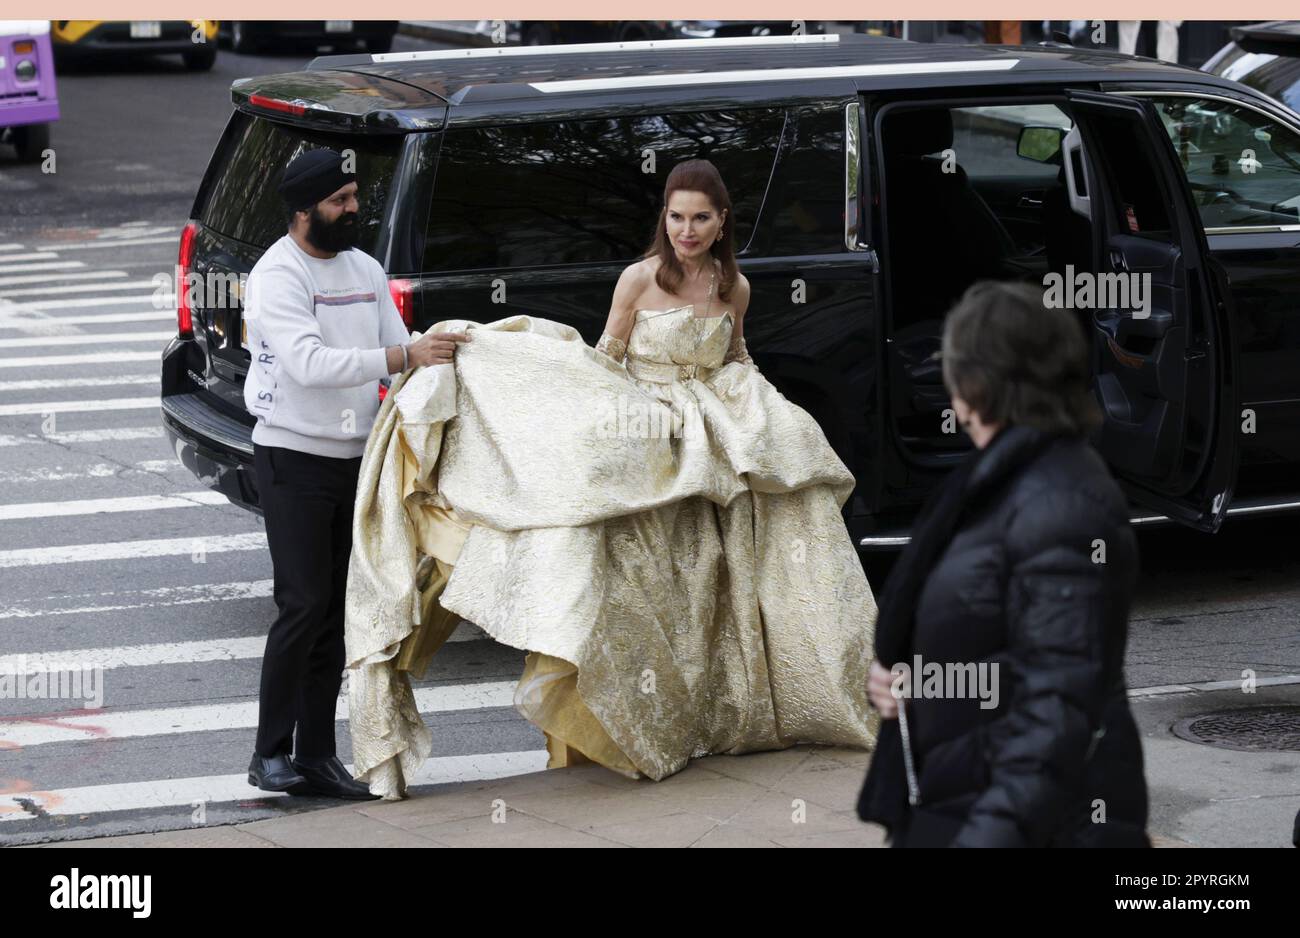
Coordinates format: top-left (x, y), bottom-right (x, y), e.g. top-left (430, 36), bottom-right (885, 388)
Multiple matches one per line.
top-left (242, 148), bottom-right (468, 798)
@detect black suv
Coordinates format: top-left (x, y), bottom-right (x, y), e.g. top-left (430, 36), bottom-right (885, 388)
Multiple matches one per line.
top-left (161, 33), bottom-right (1300, 549)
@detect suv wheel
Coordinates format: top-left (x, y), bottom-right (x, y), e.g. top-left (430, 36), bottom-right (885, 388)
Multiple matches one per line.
top-left (13, 123), bottom-right (50, 163)
top-left (182, 45), bottom-right (217, 71)
top-left (231, 21), bottom-right (259, 54)
top-left (523, 24), bottom-right (552, 46)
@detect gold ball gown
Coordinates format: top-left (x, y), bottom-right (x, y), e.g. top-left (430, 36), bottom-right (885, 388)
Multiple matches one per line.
top-left (343, 302), bottom-right (879, 798)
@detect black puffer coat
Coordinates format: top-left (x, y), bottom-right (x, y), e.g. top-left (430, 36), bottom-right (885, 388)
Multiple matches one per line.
top-left (858, 425), bottom-right (1150, 847)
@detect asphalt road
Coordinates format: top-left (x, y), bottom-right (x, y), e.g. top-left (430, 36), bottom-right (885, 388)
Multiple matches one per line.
top-left (0, 31), bottom-right (1297, 845)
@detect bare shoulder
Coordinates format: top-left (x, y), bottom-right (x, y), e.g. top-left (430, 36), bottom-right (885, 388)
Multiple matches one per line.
top-left (612, 259), bottom-right (655, 303)
top-left (627, 257), bottom-right (658, 286)
top-left (606, 259), bottom-right (655, 334)
top-left (732, 271), bottom-right (752, 315)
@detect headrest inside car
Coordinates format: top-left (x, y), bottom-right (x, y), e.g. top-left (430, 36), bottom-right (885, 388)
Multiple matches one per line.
top-left (886, 108), bottom-right (955, 157)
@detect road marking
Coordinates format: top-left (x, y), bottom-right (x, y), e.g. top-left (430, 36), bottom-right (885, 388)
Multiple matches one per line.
top-left (0, 374), bottom-right (156, 392)
top-left (0, 463), bottom-right (120, 484)
top-left (0, 310), bottom-right (173, 329)
top-left (0, 426), bottom-right (166, 446)
top-left (0, 351), bottom-right (159, 369)
top-left (0, 271), bottom-right (129, 290)
top-left (0, 458), bottom-right (179, 484)
top-left (0, 261), bottom-right (85, 275)
top-left (0, 682), bottom-right (518, 748)
top-left (17, 295), bottom-right (172, 311)
top-left (0, 244), bottom-right (26, 252)
top-left (0, 750), bottom-right (549, 820)
top-left (0, 396), bottom-right (160, 416)
top-left (0, 490), bottom-right (227, 521)
top-left (1128, 674), bottom-right (1300, 697)
top-left (34, 235), bottom-right (178, 251)
top-left (0, 252), bottom-right (60, 263)
top-left (0, 531), bottom-right (266, 568)
top-left (0, 279), bottom-right (157, 298)
top-left (0, 331), bottom-right (172, 349)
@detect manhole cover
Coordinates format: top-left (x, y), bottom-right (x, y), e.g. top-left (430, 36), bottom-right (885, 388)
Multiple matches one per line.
top-left (1172, 706), bottom-right (1300, 752)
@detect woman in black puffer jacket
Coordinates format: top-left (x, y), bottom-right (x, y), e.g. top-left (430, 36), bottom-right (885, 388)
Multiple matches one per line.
top-left (857, 280), bottom-right (1149, 848)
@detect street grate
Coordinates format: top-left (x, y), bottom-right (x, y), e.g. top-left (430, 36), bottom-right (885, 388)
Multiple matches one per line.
top-left (1172, 706), bottom-right (1300, 752)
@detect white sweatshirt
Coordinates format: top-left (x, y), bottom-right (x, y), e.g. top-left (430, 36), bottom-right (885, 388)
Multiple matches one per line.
top-left (242, 234), bottom-right (409, 458)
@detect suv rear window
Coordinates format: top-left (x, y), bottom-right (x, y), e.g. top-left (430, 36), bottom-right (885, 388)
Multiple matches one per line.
top-left (198, 112), bottom-right (402, 251)
top-left (423, 108), bottom-right (786, 272)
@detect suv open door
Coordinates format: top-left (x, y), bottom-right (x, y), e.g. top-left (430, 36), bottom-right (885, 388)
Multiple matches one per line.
top-left (1063, 90), bottom-right (1239, 532)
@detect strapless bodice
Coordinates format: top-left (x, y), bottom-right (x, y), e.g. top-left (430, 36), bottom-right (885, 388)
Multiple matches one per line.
top-left (626, 304), bottom-right (733, 370)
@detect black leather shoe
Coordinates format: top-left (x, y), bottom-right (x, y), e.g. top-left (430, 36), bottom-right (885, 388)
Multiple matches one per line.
top-left (248, 752), bottom-right (311, 794)
top-left (292, 755), bottom-right (380, 800)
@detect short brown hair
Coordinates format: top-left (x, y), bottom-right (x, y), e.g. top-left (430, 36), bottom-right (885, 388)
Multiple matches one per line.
top-left (941, 280), bottom-right (1099, 435)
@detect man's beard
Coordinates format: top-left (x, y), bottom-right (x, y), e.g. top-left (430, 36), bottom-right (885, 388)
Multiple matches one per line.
top-left (306, 206), bottom-right (360, 252)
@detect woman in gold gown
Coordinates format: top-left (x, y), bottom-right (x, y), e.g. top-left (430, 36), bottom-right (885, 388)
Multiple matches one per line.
top-left (344, 160), bottom-right (878, 798)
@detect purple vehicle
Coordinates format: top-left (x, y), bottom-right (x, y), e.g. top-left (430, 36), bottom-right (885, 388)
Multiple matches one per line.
top-left (0, 20), bottom-right (58, 163)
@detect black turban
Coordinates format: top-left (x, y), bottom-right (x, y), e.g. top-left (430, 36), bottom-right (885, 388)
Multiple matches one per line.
top-left (278, 148), bottom-right (355, 212)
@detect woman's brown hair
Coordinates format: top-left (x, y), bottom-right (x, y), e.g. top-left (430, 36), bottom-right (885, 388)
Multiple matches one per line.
top-left (941, 279), bottom-right (1100, 436)
top-left (643, 159), bottom-right (738, 304)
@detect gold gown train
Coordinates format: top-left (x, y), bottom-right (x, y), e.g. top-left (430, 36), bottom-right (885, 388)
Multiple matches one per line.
top-left (343, 309), bottom-right (879, 799)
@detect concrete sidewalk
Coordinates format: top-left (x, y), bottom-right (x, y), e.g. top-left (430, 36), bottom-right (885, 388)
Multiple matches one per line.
top-left (41, 679), bottom-right (1299, 848)
top-left (37, 746), bottom-right (884, 848)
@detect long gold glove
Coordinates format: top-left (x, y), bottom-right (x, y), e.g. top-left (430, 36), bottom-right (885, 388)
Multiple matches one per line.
top-left (723, 333), bottom-right (754, 366)
top-left (595, 331), bottom-right (627, 364)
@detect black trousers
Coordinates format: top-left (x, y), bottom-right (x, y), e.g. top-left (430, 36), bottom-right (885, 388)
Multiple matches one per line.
top-left (253, 442), bottom-right (362, 760)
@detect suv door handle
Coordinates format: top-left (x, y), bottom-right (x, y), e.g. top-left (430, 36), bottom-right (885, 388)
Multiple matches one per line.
top-left (1109, 249), bottom-right (1129, 273)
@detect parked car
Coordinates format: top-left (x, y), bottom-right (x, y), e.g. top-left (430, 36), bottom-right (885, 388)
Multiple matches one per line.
top-left (0, 20), bottom-right (58, 162)
top-left (1203, 21), bottom-right (1300, 114)
top-left (51, 20), bottom-right (218, 70)
top-left (162, 32), bottom-right (1300, 549)
top-left (515, 21), bottom-right (825, 45)
top-left (217, 20), bottom-right (398, 55)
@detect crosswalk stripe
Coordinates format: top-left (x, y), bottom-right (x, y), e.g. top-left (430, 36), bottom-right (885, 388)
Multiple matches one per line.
top-left (0, 279), bottom-right (156, 298)
top-left (0, 396), bottom-right (160, 416)
top-left (0, 463), bottom-right (122, 484)
top-left (0, 750), bottom-right (549, 821)
top-left (0, 252), bottom-right (59, 263)
top-left (0, 459), bottom-right (181, 484)
top-left (0, 682), bottom-right (518, 748)
top-left (0, 426), bottom-right (166, 446)
top-left (18, 294), bottom-right (172, 311)
top-left (0, 244), bottom-right (26, 252)
top-left (0, 261), bottom-right (85, 275)
top-left (0, 374), bottom-right (156, 392)
top-left (0, 532), bottom-right (265, 568)
top-left (0, 271), bottom-right (128, 289)
top-left (0, 331), bottom-right (172, 349)
top-left (0, 310), bottom-right (173, 329)
top-left (0, 351), bottom-right (159, 369)
top-left (34, 235), bottom-right (179, 251)
top-left (0, 490), bottom-right (227, 521)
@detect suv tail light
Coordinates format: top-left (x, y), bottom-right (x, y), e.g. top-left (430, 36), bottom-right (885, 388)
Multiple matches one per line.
top-left (177, 221), bottom-right (197, 340)
top-left (388, 278), bottom-right (414, 328)
top-left (247, 94), bottom-right (307, 117)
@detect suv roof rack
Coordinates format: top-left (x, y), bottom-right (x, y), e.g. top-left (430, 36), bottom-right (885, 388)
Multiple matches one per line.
top-left (366, 32), bottom-right (842, 65)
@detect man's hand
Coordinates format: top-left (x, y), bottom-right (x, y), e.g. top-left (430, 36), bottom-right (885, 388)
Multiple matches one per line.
top-left (868, 659), bottom-right (900, 720)
top-left (405, 330), bottom-right (470, 368)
